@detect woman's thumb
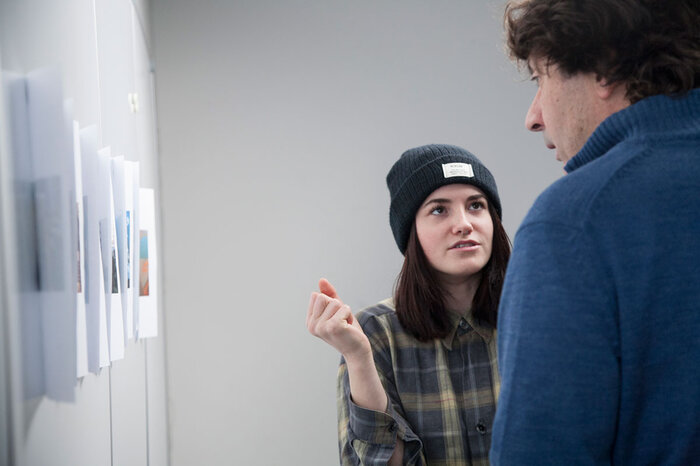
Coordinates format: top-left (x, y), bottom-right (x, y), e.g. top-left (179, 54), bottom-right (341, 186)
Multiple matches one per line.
top-left (318, 277), bottom-right (338, 299)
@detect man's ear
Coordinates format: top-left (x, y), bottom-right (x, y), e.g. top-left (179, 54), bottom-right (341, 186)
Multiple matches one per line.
top-left (594, 75), bottom-right (633, 114)
top-left (595, 76), bottom-right (624, 100)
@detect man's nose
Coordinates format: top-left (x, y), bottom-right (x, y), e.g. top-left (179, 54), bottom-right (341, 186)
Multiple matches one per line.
top-left (525, 88), bottom-right (544, 132)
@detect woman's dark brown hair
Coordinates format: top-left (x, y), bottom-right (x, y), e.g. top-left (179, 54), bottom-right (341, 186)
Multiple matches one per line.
top-left (394, 200), bottom-right (511, 341)
top-left (505, 0), bottom-right (700, 103)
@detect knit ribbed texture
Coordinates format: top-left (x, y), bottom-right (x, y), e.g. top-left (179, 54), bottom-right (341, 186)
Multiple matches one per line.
top-left (386, 144), bottom-right (501, 254)
top-left (566, 89), bottom-right (700, 173)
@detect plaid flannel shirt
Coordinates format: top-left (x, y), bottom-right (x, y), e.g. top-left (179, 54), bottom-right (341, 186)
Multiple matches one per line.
top-left (337, 298), bottom-right (500, 465)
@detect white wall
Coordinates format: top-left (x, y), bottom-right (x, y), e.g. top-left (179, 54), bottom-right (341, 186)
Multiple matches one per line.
top-left (0, 0), bottom-right (168, 465)
top-left (151, 1), bottom-right (562, 464)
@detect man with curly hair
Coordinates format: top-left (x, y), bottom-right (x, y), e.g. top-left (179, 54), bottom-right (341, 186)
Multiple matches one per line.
top-left (491, 1), bottom-right (700, 464)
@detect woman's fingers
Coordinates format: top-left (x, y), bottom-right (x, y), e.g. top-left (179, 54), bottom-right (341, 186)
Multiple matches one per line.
top-left (307, 284), bottom-right (368, 357)
top-left (310, 291), bottom-right (330, 321)
top-left (319, 296), bottom-right (343, 323)
top-left (330, 304), bottom-right (353, 327)
top-left (308, 292), bottom-right (344, 333)
top-left (306, 291), bottom-right (320, 328)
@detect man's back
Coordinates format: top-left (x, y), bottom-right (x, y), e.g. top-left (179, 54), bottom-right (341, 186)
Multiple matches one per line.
top-left (492, 89), bottom-right (700, 464)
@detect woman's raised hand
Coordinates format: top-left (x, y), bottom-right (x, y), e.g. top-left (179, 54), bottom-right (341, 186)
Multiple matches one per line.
top-left (307, 278), bottom-right (371, 361)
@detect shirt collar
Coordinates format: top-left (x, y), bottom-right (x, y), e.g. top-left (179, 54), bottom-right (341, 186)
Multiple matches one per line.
top-left (440, 309), bottom-right (494, 350)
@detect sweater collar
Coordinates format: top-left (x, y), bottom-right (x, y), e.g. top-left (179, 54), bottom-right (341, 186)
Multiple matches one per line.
top-left (564, 89), bottom-right (700, 174)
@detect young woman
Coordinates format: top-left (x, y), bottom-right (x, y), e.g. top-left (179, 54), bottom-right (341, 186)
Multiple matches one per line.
top-left (307, 144), bottom-right (511, 465)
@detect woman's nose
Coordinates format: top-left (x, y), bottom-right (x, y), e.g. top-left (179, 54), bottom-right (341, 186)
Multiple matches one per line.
top-left (452, 210), bottom-right (473, 235)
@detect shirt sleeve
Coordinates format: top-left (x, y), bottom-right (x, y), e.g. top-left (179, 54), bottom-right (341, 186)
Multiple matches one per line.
top-left (490, 221), bottom-right (620, 465)
top-left (336, 315), bottom-right (425, 465)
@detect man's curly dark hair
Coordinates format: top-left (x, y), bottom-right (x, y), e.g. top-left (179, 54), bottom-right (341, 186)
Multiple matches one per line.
top-left (505, 0), bottom-right (700, 103)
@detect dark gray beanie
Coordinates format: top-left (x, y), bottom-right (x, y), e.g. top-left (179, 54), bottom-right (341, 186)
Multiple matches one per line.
top-left (387, 144), bottom-right (501, 254)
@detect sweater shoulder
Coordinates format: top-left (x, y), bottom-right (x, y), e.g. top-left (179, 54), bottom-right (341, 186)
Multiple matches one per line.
top-left (521, 139), bottom-right (648, 232)
top-left (523, 133), bottom-right (700, 241)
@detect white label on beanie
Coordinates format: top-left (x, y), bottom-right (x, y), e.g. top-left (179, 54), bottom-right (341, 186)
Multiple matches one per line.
top-left (442, 163), bottom-right (474, 178)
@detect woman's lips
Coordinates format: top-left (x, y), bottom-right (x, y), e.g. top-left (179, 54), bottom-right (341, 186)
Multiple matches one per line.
top-left (450, 240), bottom-right (479, 250)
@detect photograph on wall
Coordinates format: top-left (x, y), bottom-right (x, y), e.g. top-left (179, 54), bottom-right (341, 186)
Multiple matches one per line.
top-left (6, 72), bottom-right (44, 400)
top-left (111, 241), bottom-right (118, 293)
top-left (71, 118), bottom-right (88, 379)
top-left (26, 67), bottom-right (77, 401)
top-left (126, 210), bottom-right (131, 289)
top-left (110, 155), bottom-right (129, 345)
top-left (137, 188), bottom-right (157, 337)
top-left (76, 205), bottom-right (82, 294)
top-left (125, 160), bottom-right (140, 338)
top-left (139, 230), bottom-right (149, 296)
top-left (98, 147), bottom-right (125, 361)
top-left (34, 176), bottom-right (66, 292)
top-left (108, 183), bottom-right (124, 361)
top-left (79, 125), bottom-right (110, 371)
top-left (97, 230), bottom-right (111, 367)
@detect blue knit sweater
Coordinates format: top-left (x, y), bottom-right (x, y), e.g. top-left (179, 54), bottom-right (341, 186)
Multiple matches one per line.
top-left (491, 89), bottom-right (700, 465)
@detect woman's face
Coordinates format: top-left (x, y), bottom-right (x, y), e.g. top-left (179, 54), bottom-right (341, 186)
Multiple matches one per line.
top-left (414, 184), bottom-right (494, 282)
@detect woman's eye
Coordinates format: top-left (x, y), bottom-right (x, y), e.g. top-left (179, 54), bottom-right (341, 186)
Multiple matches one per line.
top-left (430, 206), bottom-right (445, 215)
top-left (469, 201), bottom-right (485, 210)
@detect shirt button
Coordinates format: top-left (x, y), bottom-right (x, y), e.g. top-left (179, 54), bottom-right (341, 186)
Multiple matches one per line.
top-left (476, 421), bottom-right (487, 434)
top-left (459, 319), bottom-right (469, 329)
top-left (388, 423), bottom-right (397, 433)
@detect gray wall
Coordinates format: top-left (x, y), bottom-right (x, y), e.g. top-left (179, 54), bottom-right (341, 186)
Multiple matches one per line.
top-left (150, 1), bottom-right (562, 465)
top-left (0, 0), bottom-right (168, 465)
